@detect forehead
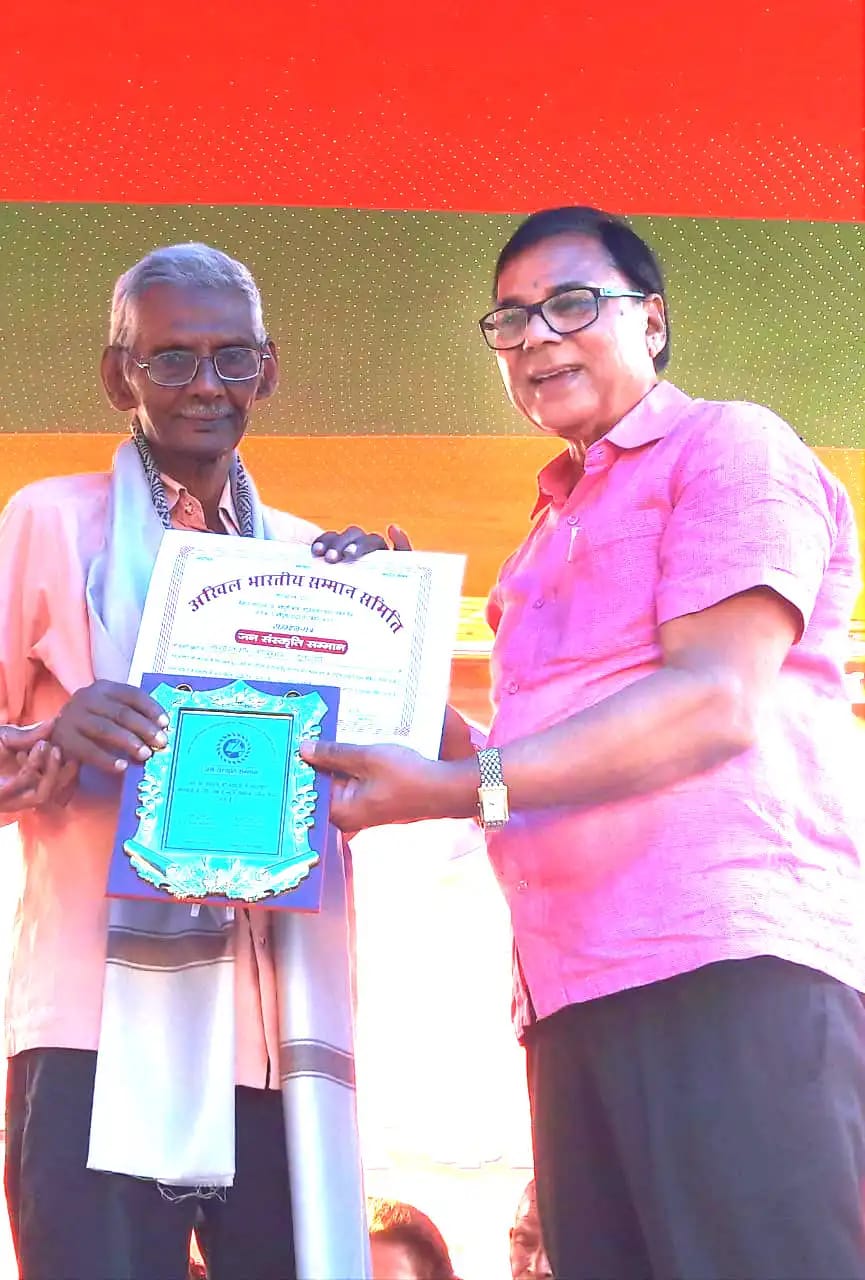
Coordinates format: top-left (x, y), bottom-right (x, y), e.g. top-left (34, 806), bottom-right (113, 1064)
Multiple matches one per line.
top-left (125, 283), bottom-right (258, 350)
top-left (496, 232), bottom-right (624, 304)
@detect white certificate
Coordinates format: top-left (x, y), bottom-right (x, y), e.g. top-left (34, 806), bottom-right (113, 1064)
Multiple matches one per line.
top-left (130, 531), bottom-right (465, 759)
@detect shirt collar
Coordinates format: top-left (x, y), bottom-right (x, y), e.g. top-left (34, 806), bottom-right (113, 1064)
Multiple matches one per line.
top-left (532, 380), bottom-right (692, 516)
top-left (161, 473), bottom-right (241, 534)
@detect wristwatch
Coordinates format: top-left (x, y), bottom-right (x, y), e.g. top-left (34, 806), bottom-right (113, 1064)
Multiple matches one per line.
top-left (476, 747), bottom-right (510, 829)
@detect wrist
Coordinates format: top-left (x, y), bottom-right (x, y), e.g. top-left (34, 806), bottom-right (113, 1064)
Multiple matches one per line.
top-left (421, 757), bottom-right (480, 821)
top-left (476, 745), bottom-right (510, 828)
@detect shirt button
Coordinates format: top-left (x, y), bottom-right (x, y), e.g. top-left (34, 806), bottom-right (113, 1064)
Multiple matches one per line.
top-left (506, 680), bottom-right (519, 694)
top-left (183, 501), bottom-right (195, 514)
top-left (532, 597), bottom-right (545, 609)
top-left (566, 515), bottom-right (579, 526)
top-left (258, 935), bottom-right (267, 947)
top-left (517, 880), bottom-right (529, 892)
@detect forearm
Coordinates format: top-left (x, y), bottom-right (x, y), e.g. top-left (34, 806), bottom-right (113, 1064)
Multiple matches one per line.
top-left (438, 705), bottom-right (478, 761)
top-left (432, 665), bottom-right (755, 818)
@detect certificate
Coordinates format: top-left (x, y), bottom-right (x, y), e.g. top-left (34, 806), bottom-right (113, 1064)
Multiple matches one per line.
top-left (129, 531), bottom-right (466, 758)
top-left (109, 675), bottom-right (339, 910)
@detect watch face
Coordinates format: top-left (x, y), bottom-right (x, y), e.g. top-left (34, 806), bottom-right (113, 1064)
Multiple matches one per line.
top-left (479, 784), bottom-right (509, 827)
top-left (486, 794), bottom-right (509, 823)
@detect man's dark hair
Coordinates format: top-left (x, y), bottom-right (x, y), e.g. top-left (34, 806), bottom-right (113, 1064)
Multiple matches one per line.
top-left (368, 1197), bottom-right (458, 1280)
top-left (493, 206), bottom-right (671, 371)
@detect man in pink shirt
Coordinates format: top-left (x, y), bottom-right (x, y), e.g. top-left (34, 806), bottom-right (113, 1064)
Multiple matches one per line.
top-left (0, 242), bottom-right (390, 1280)
top-left (305, 206), bottom-right (865, 1278)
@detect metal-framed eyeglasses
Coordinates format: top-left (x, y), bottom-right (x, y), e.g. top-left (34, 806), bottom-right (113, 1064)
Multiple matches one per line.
top-left (127, 346), bottom-right (271, 387)
top-left (479, 285), bottom-right (647, 351)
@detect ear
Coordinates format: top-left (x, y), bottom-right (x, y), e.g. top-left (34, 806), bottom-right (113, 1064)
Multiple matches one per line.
top-left (100, 345), bottom-right (139, 412)
top-left (644, 294), bottom-right (667, 359)
top-left (255, 338), bottom-right (279, 402)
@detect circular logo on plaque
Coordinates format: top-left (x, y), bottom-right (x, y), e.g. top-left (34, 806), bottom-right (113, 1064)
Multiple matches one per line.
top-left (217, 733), bottom-right (251, 763)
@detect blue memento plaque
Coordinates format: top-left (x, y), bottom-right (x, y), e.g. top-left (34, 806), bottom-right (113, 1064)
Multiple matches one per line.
top-left (109, 674), bottom-right (339, 910)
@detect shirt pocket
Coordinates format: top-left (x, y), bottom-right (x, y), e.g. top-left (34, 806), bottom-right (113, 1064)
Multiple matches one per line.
top-left (537, 508), bottom-right (666, 670)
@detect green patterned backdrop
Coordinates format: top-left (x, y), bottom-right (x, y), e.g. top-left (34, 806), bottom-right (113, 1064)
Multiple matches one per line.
top-left (1, 204), bottom-right (863, 448)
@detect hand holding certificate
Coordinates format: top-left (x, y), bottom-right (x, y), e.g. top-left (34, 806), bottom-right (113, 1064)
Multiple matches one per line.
top-left (110, 533), bottom-right (465, 908)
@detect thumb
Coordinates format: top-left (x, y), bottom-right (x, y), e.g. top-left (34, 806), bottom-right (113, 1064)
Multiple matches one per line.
top-left (0, 721), bottom-right (52, 753)
top-left (387, 524), bottom-right (414, 552)
top-left (300, 739), bottom-right (369, 776)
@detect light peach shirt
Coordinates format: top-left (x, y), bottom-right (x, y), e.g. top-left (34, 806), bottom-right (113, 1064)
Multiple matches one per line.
top-left (0, 468), bottom-right (320, 1087)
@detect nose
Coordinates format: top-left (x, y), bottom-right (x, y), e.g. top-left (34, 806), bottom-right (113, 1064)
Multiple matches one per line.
top-left (522, 309), bottom-right (562, 349)
top-left (529, 1245), bottom-right (553, 1277)
top-left (187, 355), bottom-right (224, 395)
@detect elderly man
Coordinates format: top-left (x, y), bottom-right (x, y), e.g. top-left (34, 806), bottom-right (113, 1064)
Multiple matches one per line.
top-left (304, 206), bottom-right (865, 1279)
top-left (0, 243), bottom-right (387, 1280)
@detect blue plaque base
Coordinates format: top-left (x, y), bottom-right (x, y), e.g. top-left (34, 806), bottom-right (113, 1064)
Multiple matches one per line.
top-left (108, 674), bottom-right (339, 910)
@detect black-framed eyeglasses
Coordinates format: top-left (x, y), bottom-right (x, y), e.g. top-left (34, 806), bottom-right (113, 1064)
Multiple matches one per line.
top-left (479, 285), bottom-right (646, 351)
top-left (128, 346), bottom-right (271, 387)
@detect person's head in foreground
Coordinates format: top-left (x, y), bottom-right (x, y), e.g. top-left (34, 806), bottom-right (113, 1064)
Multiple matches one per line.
top-left (101, 241), bottom-right (278, 476)
top-left (368, 1197), bottom-right (458, 1280)
top-left (480, 205), bottom-right (669, 455)
top-left (509, 1179), bottom-right (552, 1280)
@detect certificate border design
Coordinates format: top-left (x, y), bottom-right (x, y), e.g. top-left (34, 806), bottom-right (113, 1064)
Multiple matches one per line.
top-left (154, 543), bottom-right (196, 672)
top-left (398, 566), bottom-right (432, 735)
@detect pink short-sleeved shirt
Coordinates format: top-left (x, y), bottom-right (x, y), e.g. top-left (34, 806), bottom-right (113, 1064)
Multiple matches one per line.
top-left (0, 469), bottom-right (320, 1084)
top-left (485, 380), bottom-right (865, 1038)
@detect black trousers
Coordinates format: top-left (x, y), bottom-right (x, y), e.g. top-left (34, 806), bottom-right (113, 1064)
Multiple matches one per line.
top-left (4, 1048), bottom-right (295, 1280)
top-left (526, 957), bottom-right (865, 1280)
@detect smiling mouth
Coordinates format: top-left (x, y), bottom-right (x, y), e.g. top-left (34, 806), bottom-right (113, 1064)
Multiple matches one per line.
top-left (530, 365), bottom-right (582, 384)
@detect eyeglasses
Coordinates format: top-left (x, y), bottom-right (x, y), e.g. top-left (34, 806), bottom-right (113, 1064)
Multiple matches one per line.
top-left (479, 286), bottom-right (646, 351)
top-left (128, 346), bottom-right (271, 387)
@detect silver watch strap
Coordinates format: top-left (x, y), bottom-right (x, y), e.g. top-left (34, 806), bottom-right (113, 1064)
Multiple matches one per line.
top-left (477, 747), bottom-right (504, 787)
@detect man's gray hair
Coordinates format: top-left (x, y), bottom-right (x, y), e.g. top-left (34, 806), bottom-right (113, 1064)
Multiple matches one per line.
top-left (109, 242), bottom-right (266, 346)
